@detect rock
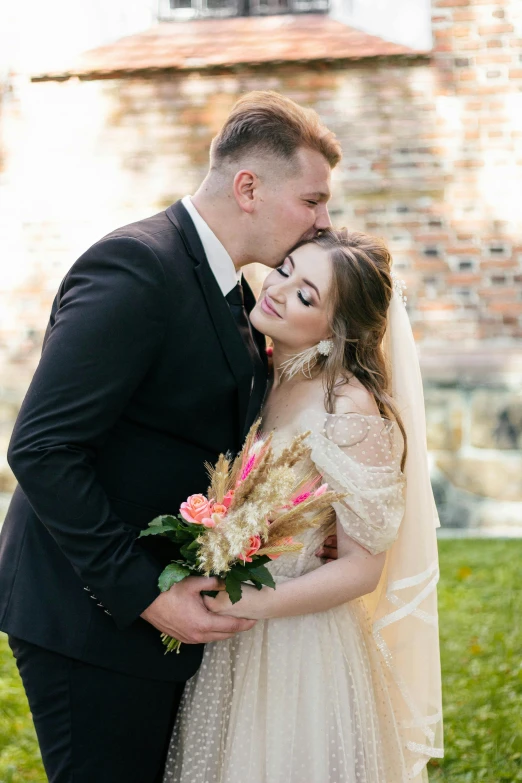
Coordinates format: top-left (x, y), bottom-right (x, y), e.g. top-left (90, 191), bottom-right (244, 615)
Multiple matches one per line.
top-left (424, 387), bottom-right (463, 451)
top-left (0, 461), bottom-right (16, 494)
top-left (470, 390), bottom-right (522, 450)
top-left (0, 401), bottom-right (19, 425)
top-left (435, 454), bottom-right (522, 502)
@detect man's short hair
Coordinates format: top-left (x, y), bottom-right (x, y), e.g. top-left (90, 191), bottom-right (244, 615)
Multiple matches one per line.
top-left (211, 91), bottom-right (342, 170)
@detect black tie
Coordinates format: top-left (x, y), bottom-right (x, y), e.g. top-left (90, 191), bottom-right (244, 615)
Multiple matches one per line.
top-left (225, 281), bottom-right (266, 412)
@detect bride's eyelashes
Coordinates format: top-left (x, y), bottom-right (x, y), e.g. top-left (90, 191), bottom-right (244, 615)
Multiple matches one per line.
top-left (276, 265), bottom-right (314, 307)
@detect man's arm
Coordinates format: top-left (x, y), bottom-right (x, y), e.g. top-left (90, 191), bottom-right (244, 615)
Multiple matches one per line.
top-left (8, 236), bottom-right (168, 629)
top-left (315, 534), bottom-right (338, 563)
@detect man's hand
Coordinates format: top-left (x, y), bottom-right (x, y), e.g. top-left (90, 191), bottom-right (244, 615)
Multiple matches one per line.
top-left (315, 534), bottom-right (338, 563)
top-left (203, 583), bottom-right (266, 620)
top-left (140, 575), bottom-right (257, 644)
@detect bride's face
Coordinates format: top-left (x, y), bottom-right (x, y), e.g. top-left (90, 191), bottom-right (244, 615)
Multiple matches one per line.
top-left (250, 243), bottom-right (333, 351)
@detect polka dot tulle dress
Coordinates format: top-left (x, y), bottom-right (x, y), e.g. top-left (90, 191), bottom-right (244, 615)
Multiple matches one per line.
top-left (163, 412), bottom-right (421, 783)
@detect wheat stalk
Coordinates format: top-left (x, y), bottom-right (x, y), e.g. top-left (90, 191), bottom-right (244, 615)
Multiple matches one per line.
top-left (266, 490), bottom-right (345, 542)
top-left (229, 434), bottom-right (274, 509)
top-left (271, 431), bottom-right (311, 470)
top-left (257, 542), bottom-right (304, 557)
top-left (205, 453), bottom-right (231, 503)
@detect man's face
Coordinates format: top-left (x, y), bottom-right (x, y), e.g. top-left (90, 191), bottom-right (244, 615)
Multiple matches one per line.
top-left (252, 147), bottom-right (333, 268)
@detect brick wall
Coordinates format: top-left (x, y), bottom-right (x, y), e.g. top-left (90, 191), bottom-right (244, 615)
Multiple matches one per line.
top-left (0, 0), bottom-right (520, 523)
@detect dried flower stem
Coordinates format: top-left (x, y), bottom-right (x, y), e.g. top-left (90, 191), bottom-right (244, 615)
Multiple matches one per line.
top-left (271, 431), bottom-right (311, 470)
top-left (257, 542), bottom-right (303, 557)
top-left (229, 436), bottom-right (273, 509)
top-left (205, 453), bottom-right (231, 503)
top-left (266, 490), bottom-right (345, 542)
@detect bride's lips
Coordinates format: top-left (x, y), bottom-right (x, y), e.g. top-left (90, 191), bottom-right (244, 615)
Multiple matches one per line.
top-left (261, 295), bottom-right (282, 318)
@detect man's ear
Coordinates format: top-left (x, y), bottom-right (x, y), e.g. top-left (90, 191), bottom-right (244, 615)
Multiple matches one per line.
top-left (233, 170), bottom-right (258, 214)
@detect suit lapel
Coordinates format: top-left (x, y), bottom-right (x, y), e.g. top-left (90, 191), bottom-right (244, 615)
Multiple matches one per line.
top-left (243, 278), bottom-right (268, 370)
top-left (166, 201), bottom-right (253, 438)
top-left (241, 278), bottom-right (269, 438)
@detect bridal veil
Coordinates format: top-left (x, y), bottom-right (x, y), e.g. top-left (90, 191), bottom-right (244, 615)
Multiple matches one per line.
top-left (363, 284), bottom-right (443, 780)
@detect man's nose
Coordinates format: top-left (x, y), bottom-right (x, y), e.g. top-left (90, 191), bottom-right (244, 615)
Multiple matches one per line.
top-left (315, 204), bottom-right (332, 231)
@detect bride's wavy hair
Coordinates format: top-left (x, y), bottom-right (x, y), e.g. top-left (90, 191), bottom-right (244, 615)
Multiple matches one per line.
top-left (296, 229), bottom-right (407, 469)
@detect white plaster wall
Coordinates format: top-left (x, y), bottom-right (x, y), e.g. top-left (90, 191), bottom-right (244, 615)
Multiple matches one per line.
top-left (0, 0), bottom-right (157, 75)
top-left (330, 0), bottom-right (433, 51)
top-left (1, 0), bottom-right (433, 78)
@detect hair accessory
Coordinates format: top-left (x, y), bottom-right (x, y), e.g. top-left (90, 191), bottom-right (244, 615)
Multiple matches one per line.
top-left (317, 339), bottom-right (333, 357)
top-left (279, 339), bottom-right (332, 380)
top-left (391, 272), bottom-right (407, 307)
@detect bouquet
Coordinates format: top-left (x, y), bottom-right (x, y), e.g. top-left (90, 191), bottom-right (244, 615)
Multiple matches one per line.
top-left (139, 420), bottom-right (343, 653)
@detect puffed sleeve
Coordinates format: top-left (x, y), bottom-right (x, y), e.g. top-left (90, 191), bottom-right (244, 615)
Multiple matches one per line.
top-left (306, 413), bottom-right (406, 555)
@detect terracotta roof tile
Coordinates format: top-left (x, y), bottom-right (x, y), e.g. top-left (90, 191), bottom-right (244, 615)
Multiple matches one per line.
top-left (32, 15), bottom-right (429, 82)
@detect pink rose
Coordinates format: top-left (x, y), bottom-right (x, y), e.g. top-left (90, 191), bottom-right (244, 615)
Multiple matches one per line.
top-left (210, 502), bottom-right (228, 519)
top-left (199, 502), bottom-right (228, 529)
top-left (240, 534), bottom-right (261, 563)
top-left (200, 516), bottom-right (217, 528)
top-left (180, 494), bottom-right (212, 524)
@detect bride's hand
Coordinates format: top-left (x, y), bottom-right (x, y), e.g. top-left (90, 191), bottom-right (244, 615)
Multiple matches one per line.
top-left (203, 584), bottom-right (266, 620)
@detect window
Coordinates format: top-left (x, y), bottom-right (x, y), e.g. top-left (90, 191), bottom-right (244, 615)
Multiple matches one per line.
top-left (165, 0), bottom-right (239, 17)
top-left (160, 0), bottom-right (328, 20)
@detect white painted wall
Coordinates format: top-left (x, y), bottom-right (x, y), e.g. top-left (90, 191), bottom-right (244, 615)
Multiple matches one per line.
top-left (1, 0), bottom-right (432, 77)
top-left (0, 0), bottom-right (157, 75)
top-left (330, 0), bottom-right (433, 51)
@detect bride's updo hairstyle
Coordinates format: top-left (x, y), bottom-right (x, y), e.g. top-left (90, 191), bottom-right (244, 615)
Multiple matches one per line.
top-left (301, 229), bottom-right (407, 468)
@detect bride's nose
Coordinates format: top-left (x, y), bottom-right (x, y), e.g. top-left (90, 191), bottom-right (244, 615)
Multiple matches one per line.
top-left (265, 282), bottom-right (285, 304)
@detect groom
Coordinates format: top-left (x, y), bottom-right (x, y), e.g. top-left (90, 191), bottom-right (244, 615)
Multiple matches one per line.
top-left (0, 91), bottom-right (341, 783)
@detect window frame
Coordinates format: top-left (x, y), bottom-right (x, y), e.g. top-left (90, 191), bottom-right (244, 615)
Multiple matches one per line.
top-left (159, 0), bottom-right (329, 21)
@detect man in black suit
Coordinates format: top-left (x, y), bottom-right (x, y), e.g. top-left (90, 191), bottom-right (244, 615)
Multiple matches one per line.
top-left (0, 90), bottom-right (341, 782)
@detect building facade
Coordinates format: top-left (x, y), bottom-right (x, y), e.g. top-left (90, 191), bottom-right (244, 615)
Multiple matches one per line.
top-left (0, 0), bottom-right (521, 529)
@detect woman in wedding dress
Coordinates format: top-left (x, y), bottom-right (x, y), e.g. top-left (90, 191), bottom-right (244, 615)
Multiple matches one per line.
top-left (163, 229), bottom-right (443, 783)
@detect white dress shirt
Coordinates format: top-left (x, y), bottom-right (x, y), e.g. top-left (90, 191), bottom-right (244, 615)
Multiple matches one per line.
top-left (182, 195), bottom-right (241, 297)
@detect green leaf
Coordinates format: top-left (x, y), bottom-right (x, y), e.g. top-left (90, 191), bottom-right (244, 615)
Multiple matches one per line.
top-left (139, 515), bottom-right (183, 538)
top-left (139, 525), bottom-right (169, 538)
top-left (180, 542), bottom-right (200, 563)
top-left (247, 564), bottom-right (276, 589)
top-left (251, 554), bottom-right (271, 566)
top-left (158, 563), bottom-right (191, 592)
top-left (153, 515), bottom-right (180, 529)
top-left (228, 563), bottom-right (259, 583)
top-left (225, 572), bottom-right (243, 604)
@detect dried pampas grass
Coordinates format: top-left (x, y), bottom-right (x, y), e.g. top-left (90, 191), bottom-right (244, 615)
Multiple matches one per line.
top-left (196, 421), bottom-right (346, 576)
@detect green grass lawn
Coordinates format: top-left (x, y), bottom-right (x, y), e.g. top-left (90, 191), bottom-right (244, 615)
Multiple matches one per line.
top-left (1, 539), bottom-right (521, 783)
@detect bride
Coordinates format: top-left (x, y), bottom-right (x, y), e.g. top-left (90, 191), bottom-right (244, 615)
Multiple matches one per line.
top-left (163, 229), bottom-right (443, 783)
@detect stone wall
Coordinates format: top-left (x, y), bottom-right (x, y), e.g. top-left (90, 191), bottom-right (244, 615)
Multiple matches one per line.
top-left (0, 0), bottom-right (521, 527)
top-left (425, 379), bottom-right (522, 530)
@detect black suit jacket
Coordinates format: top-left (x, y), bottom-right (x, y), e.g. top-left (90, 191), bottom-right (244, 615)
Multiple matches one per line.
top-left (0, 201), bottom-right (267, 681)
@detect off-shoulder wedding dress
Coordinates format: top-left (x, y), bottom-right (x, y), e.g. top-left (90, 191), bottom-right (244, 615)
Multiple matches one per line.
top-left (163, 408), bottom-right (429, 783)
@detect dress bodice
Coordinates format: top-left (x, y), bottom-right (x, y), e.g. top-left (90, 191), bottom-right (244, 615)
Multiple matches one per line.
top-left (264, 409), bottom-right (406, 580)
top-left (166, 410), bottom-right (413, 783)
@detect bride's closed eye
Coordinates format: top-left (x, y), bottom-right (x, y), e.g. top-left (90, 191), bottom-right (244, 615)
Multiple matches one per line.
top-left (297, 290), bottom-right (312, 307)
top-left (276, 264), bottom-right (291, 278)
top-left (276, 263), bottom-right (314, 307)
top-left (276, 264), bottom-right (313, 307)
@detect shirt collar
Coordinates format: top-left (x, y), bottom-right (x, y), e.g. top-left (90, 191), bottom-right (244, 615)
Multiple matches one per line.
top-left (182, 195), bottom-right (241, 297)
